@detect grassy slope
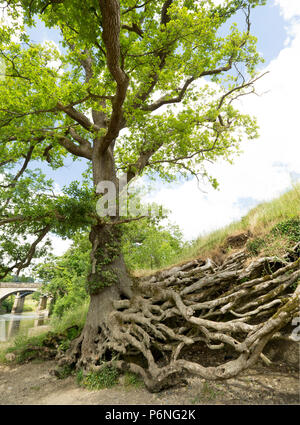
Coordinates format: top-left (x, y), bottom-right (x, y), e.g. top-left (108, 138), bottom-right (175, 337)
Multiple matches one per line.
top-left (134, 183), bottom-right (300, 276)
top-left (186, 183), bottom-right (299, 254)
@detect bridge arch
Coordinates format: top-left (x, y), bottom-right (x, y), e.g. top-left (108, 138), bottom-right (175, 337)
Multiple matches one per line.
top-left (0, 288), bottom-right (37, 304)
top-left (0, 283), bottom-right (46, 314)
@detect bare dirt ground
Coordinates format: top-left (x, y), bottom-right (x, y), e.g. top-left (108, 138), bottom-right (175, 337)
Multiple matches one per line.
top-left (0, 359), bottom-right (299, 405)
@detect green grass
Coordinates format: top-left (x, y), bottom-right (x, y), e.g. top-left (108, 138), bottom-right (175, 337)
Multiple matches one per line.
top-left (0, 343), bottom-right (10, 363)
top-left (77, 365), bottom-right (119, 390)
top-left (245, 216), bottom-right (300, 258)
top-left (122, 371), bottom-right (144, 389)
top-left (271, 217), bottom-right (300, 242)
top-left (50, 300), bottom-right (89, 334)
top-left (3, 332), bottom-right (47, 363)
top-left (55, 364), bottom-right (74, 379)
top-left (76, 364), bottom-right (142, 391)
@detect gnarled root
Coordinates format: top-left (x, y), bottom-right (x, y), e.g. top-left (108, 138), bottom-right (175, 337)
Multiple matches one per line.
top-left (58, 245), bottom-right (300, 392)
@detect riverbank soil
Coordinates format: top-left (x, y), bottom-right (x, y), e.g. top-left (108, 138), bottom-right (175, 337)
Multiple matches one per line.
top-left (0, 359), bottom-right (298, 405)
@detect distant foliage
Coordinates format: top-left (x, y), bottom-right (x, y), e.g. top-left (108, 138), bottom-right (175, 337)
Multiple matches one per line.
top-left (0, 295), bottom-right (14, 313)
top-left (34, 232), bottom-right (91, 317)
top-left (122, 219), bottom-right (184, 270)
top-left (2, 274), bottom-right (34, 282)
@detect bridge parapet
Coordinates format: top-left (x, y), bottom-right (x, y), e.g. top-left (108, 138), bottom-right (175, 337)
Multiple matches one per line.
top-left (0, 282), bottom-right (41, 289)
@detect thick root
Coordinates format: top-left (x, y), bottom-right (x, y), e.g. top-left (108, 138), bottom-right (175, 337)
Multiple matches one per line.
top-left (58, 245), bottom-right (300, 392)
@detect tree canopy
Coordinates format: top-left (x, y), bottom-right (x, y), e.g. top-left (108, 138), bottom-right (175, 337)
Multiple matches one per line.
top-left (0, 0), bottom-right (267, 280)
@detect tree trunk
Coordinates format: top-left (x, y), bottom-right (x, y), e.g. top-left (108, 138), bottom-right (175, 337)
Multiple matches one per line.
top-left (58, 146), bottom-right (133, 368)
top-left (62, 222), bottom-right (133, 369)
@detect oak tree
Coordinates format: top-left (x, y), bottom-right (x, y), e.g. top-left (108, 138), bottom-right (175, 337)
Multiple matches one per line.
top-left (1, 0), bottom-right (299, 391)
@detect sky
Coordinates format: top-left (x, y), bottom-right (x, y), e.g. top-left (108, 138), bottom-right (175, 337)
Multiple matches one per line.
top-left (2, 0), bottom-right (300, 255)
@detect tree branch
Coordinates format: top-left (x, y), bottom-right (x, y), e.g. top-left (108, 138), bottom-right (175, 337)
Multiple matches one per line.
top-left (56, 102), bottom-right (100, 133)
top-left (141, 77), bottom-right (195, 112)
top-left (122, 23), bottom-right (144, 37)
top-left (8, 145), bottom-right (35, 187)
top-left (0, 216), bottom-right (26, 226)
top-left (56, 132), bottom-right (93, 160)
top-left (68, 127), bottom-right (92, 151)
top-left (98, 0), bottom-right (129, 154)
top-left (122, 0), bottom-right (153, 15)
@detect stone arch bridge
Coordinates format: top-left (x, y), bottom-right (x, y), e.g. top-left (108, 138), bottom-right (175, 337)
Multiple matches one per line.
top-left (0, 282), bottom-right (48, 313)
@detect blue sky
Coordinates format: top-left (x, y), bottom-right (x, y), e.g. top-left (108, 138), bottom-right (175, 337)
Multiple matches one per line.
top-left (3, 0), bottom-right (300, 252)
top-left (251, 1), bottom-right (286, 63)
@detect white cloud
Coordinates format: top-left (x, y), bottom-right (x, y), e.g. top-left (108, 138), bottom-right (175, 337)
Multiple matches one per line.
top-left (147, 3), bottom-right (300, 240)
top-left (275, 0), bottom-right (300, 20)
top-left (41, 40), bottom-right (64, 76)
top-left (148, 155), bottom-right (295, 240)
top-left (212, 0), bottom-right (227, 5)
top-left (50, 235), bottom-right (72, 256)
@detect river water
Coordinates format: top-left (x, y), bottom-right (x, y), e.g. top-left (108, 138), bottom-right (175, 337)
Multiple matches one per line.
top-left (0, 312), bottom-right (49, 342)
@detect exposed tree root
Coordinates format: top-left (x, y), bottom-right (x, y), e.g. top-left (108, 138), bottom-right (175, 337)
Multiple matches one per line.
top-left (57, 244), bottom-right (300, 392)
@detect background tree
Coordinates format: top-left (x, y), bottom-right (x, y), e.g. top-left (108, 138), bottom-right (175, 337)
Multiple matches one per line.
top-left (34, 232), bottom-right (91, 317)
top-left (2, 0), bottom-right (298, 392)
top-left (122, 217), bottom-right (184, 270)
